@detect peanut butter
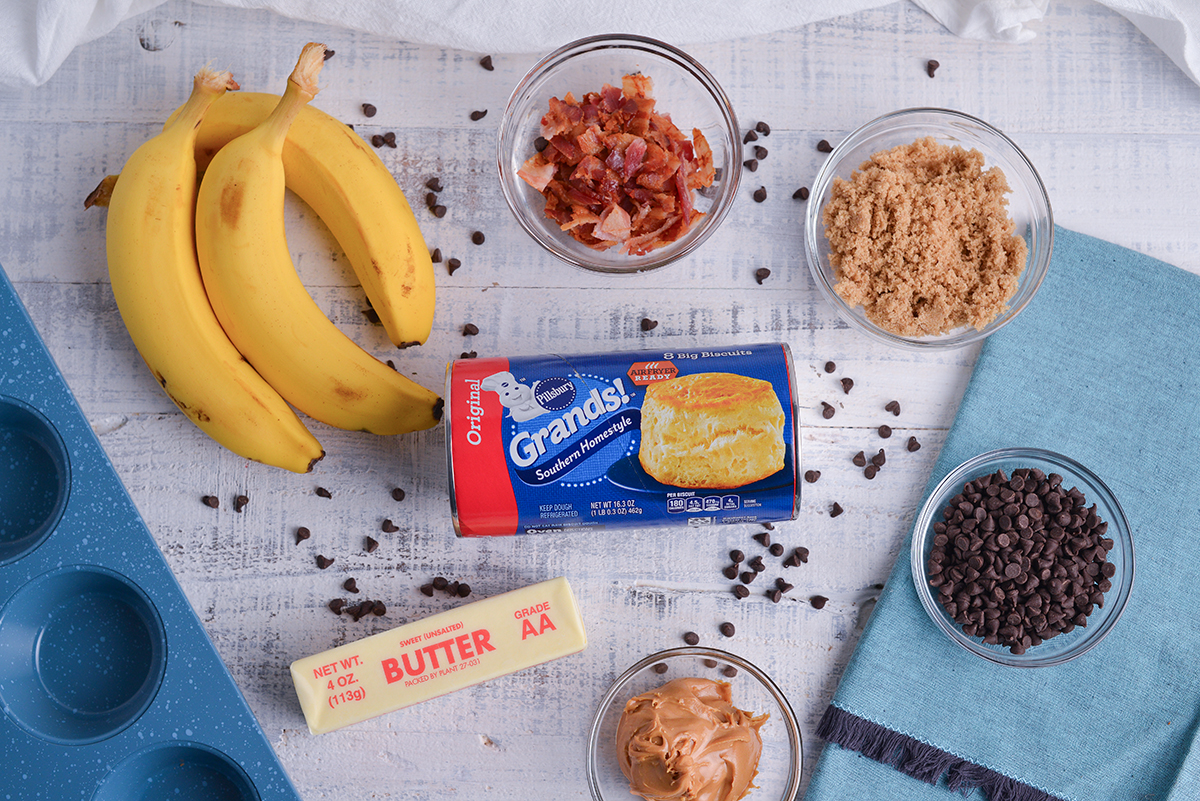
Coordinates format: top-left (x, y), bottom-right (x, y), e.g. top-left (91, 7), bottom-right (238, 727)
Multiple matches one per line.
top-left (616, 677), bottom-right (767, 801)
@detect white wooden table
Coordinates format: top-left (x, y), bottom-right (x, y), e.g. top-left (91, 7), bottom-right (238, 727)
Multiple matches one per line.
top-left (2, 1), bottom-right (1198, 798)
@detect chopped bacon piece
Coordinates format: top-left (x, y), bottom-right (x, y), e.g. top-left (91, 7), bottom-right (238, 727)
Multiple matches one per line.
top-left (515, 72), bottom-right (716, 255)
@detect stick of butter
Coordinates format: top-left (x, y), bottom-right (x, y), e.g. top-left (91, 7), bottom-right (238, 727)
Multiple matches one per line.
top-left (290, 576), bottom-right (586, 734)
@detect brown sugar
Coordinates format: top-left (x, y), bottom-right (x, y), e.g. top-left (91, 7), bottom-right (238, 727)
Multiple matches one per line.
top-left (821, 137), bottom-right (1028, 337)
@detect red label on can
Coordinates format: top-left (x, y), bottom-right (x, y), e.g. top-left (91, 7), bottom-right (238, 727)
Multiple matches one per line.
top-left (449, 357), bottom-right (519, 536)
top-left (626, 361), bottom-right (678, 385)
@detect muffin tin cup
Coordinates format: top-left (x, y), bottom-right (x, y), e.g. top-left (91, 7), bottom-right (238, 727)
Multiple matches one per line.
top-left (0, 263), bottom-right (302, 799)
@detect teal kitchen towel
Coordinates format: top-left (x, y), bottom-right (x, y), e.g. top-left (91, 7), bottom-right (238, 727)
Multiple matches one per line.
top-left (803, 227), bottom-right (1200, 801)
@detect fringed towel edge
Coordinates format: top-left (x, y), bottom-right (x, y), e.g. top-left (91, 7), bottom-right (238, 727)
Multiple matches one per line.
top-left (816, 704), bottom-right (1065, 801)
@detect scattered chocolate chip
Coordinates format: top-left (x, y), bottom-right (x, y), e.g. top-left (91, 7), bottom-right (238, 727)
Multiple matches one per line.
top-left (295, 526), bottom-right (311, 544)
top-left (791, 547), bottom-right (810, 565)
top-left (363, 307), bottom-right (381, 324)
top-left (432, 576), bottom-right (449, 591)
top-left (471, 231), bottom-right (486, 245)
top-left (740, 571), bottom-right (757, 584)
top-left (652, 662), bottom-right (668, 674)
top-left (372, 600), bottom-right (387, 616)
top-left (460, 351), bottom-right (478, 359)
top-left (479, 54), bottom-right (494, 71)
top-left (793, 186), bottom-right (810, 201)
top-left (776, 578), bottom-right (795, 592)
top-left (743, 159), bottom-right (759, 172)
top-left (841, 377), bottom-right (854, 394)
top-left (804, 470), bottom-right (821, 483)
top-left (743, 130), bottom-right (758, 144)
top-left (370, 134), bottom-right (385, 148)
top-left (640, 317), bottom-right (658, 331)
top-left (391, 487), bottom-right (407, 502)
top-left (419, 584), bottom-right (434, 597)
top-left (748, 555), bottom-right (766, 573)
top-left (469, 109), bottom-right (488, 121)
top-left (703, 658), bottom-right (719, 668)
top-left (381, 519), bottom-right (399, 533)
top-left (316, 555), bottom-right (334, 569)
top-left (754, 145), bottom-right (768, 160)
top-left (853, 451), bottom-right (867, 467)
top-left (344, 578), bottom-right (359, 594)
top-left (329, 599), bottom-right (346, 615)
top-left (810, 595), bottom-right (829, 609)
top-left (878, 425), bottom-right (892, 438)
top-left (365, 536), bottom-right (379, 553)
top-left (927, 59), bottom-right (940, 78)
top-left (201, 495), bottom-right (219, 509)
top-left (762, 522), bottom-right (775, 530)
top-left (385, 359), bottom-right (397, 371)
top-left (821, 401), bottom-right (835, 419)
top-left (447, 581), bottom-right (460, 596)
top-left (534, 136), bottom-right (549, 152)
top-left (886, 400), bottom-right (901, 416)
top-left (753, 531), bottom-right (771, 547)
top-left (430, 248), bottom-right (442, 263)
top-left (424, 177), bottom-right (443, 192)
top-left (323, 48), bottom-right (335, 61)
top-left (907, 436), bottom-right (922, 452)
top-left (769, 543), bottom-right (784, 557)
top-left (383, 131), bottom-right (396, 146)
top-left (755, 121), bottom-right (771, 136)
top-left (752, 186), bottom-right (767, 203)
top-left (730, 549), bottom-right (745, 564)
top-left (432, 204), bottom-right (447, 218)
top-left (723, 665), bottom-right (739, 678)
top-left (768, 588), bottom-right (783, 603)
top-left (719, 622), bottom-right (736, 638)
top-left (315, 487), bottom-right (332, 498)
top-left (462, 323), bottom-right (480, 336)
top-left (864, 464), bottom-right (879, 480)
top-left (754, 267), bottom-right (771, 285)
top-left (457, 583), bottom-right (471, 598)
top-left (447, 257), bottom-right (462, 274)
top-left (872, 449), bottom-right (887, 467)
top-left (723, 565), bottom-right (739, 580)
top-left (234, 494), bottom-right (249, 512)
top-left (817, 139), bottom-right (833, 153)
top-left (362, 103), bottom-right (377, 118)
top-left (824, 361), bottom-right (836, 373)
top-left (733, 585), bottom-right (750, 599)
top-left (683, 631), bottom-right (700, 646)
top-left (830, 502), bottom-right (844, 518)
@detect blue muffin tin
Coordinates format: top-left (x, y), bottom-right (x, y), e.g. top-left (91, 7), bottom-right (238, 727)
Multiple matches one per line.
top-left (0, 263), bottom-right (301, 800)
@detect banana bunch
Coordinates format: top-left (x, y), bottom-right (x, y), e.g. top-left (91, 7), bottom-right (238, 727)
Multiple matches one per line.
top-left (98, 44), bottom-right (440, 472)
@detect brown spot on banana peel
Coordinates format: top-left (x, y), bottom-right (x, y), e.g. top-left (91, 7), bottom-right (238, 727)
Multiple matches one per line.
top-left (220, 181), bottom-right (244, 227)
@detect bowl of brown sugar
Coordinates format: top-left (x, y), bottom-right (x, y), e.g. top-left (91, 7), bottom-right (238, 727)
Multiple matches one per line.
top-left (805, 108), bottom-right (1053, 350)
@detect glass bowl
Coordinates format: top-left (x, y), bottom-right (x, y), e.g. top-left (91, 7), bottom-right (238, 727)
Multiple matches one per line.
top-left (498, 34), bottom-right (741, 274)
top-left (911, 448), bottom-right (1134, 667)
top-left (586, 647), bottom-right (801, 801)
top-left (805, 108), bottom-right (1053, 350)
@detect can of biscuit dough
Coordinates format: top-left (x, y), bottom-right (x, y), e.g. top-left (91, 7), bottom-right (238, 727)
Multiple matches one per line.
top-left (445, 343), bottom-right (800, 536)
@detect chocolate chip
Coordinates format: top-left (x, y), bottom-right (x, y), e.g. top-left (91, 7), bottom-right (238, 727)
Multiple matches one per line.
top-left (841, 377), bottom-right (854, 394)
top-left (776, 578), bottom-right (795, 592)
top-left (927, 59), bottom-right (940, 78)
top-left (769, 543), bottom-right (784, 557)
top-left (295, 526), bottom-right (311, 544)
top-left (683, 631), bottom-right (700, 645)
top-left (821, 401), bottom-right (835, 419)
top-left (740, 571), bottom-right (757, 584)
top-left (748, 555), bottom-right (766, 573)
top-left (447, 258), bottom-right (462, 274)
top-left (316, 555), bottom-right (334, 569)
top-left (640, 317), bottom-right (658, 331)
top-left (830, 502), bottom-right (844, 518)
top-left (462, 323), bottom-right (480, 336)
top-left (730, 549), bottom-right (745, 564)
top-left (810, 595), bottom-right (829, 609)
top-left (733, 585), bottom-right (750, 599)
top-left (853, 451), bottom-right (867, 467)
top-left (755, 121), bottom-right (771, 136)
top-left (344, 578), bottom-right (359, 594)
top-left (817, 139), bottom-right (833, 153)
top-left (872, 449), bottom-right (887, 467)
top-left (754, 146), bottom-right (768, 160)
top-left (907, 436), bottom-right (922, 452)
top-left (652, 662), bottom-right (668, 674)
top-left (432, 205), bottom-right (447, 218)
top-left (703, 658), bottom-right (719, 668)
top-left (234, 494), bottom-right (249, 512)
top-left (754, 531), bottom-right (771, 547)
top-left (383, 131), bottom-right (396, 146)
top-left (392, 487), bottom-right (407, 502)
top-left (315, 487), bottom-right (332, 498)
top-left (460, 351), bottom-right (477, 359)
top-left (329, 599), bottom-right (346, 615)
top-left (878, 425), bottom-right (892, 439)
top-left (722, 665), bottom-right (739, 677)
top-left (471, 231), bottom-right (485, 245)
top-left (457, 583), bottom-right (471, 598)
top-left (430, 248), bottom-right (442, 263)
top-left (372, 600), bottom-right (387, 616)
top-left (479, 54), bottom-right (494, 71)
top-left (743, 159), bottom-right (759, 172)
top-left (381, 519), bottom-right (399, 533)
top-left (447, 581), bottom-right (460, 596)
top-left (743, 130), bottom-right (758, 143)
top-left (754, 267), bottom-right (771, 285)
top-left (824, 361), bottom-right (836, 373)
top-left (534, 136), bottom-right (549, 152)
top-left (723, 565), bottom-right (739, 580)
top-left (201, 495), bottom-right (219, 509)
top-left (864, 464), bottom-right (878, 480)
top-left (719, 622), bottom-right (736, 637)
top-left (419, 584), bottom-right (434, 597)
top-left (752, 186), bottom-right (767, 203)
top-left (432, 576), bottom-right (448, 590)
top-left (363, 307), bottom-right (381, 324)
top-left (371, 134), bottom-right (385, 148)
top-left (362, 103), bottom-right (377, 118)
top-left (425, 177), bottom-right (443, 192)
top-left (762, 522), bottom-right (775, 530)
top-left (794, 547), bottom-right (810, 563)
top-left (365, 536), bottom-right (379, 553)
top-left (323, 48), bottom-right (335, 61)
top-left (768, 589), bottom-right (783, 603)
top-left (804, 470), bottom-right (821, 483)
top-left (886, 400), bottom-right (901, 416)
top-left (793, 187), bottom-right (810, 201)
top-left (469, 109), bottom-right (488, 121)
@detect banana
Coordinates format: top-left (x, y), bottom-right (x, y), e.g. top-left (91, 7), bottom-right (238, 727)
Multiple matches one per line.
top-left (195, 43), bottom-right (441, 437)
top-left (164, 91), bottom-right (435, 348)
top-left (104, 67), bottom-right (325, 473)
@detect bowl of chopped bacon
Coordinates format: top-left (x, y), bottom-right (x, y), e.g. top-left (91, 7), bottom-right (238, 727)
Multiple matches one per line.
top-left (498, 34), bottom-right (742, 273)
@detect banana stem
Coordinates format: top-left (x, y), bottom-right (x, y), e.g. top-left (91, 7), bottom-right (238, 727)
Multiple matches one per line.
top-left (171, 67), bottom-right (240, 134)
top-left (258, 43), bottom-right (326, 154)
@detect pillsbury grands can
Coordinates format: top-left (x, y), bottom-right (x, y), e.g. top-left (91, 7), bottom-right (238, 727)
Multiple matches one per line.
top-left (445, 343), bottom-right (800, 536)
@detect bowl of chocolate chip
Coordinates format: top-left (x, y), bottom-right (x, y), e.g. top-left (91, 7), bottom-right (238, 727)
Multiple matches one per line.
top-left (805, 108), bottom-right (1053, 350)
top-left (498, 34), bottom-right (742, 273)
top-left (911, 448), bottom-right (1134, 667)
top-left (586, 647), bottom-right (801, 801)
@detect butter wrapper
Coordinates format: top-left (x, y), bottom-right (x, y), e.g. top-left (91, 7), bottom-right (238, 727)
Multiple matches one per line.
top-left (290, 577), bottom-right (586, 734)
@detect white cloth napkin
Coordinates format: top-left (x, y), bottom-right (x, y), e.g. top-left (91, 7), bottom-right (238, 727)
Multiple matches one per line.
top-left (2, 0), bottom-right (1199, 90)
